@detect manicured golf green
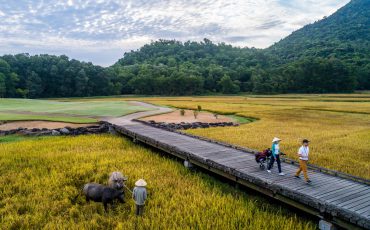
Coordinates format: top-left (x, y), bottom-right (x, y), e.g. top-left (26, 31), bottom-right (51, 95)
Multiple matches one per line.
top-left (0, 99), bottom-right (152, 123)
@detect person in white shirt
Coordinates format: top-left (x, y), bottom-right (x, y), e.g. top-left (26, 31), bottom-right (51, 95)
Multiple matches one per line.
top-left (295, 139), bottom-right (311, 183)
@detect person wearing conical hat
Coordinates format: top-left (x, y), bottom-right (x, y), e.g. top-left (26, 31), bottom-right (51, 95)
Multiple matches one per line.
top-left (267, 137), bottom-right (285, 176)
top-left (132, 179), bottom-right (147, 216)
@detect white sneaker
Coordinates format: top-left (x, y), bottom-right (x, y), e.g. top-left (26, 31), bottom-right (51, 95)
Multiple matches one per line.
top-left (267, 170), bottom-right (271, 173)
top-left (279, 172), bottom-right (285, 176)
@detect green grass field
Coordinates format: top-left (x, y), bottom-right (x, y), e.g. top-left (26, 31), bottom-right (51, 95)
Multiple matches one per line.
top-left (0, 99), bottom-right (152, 123)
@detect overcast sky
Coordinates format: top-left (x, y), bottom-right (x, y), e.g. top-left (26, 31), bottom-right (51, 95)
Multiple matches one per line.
top-left (0, 0), bottom-right (349, 66)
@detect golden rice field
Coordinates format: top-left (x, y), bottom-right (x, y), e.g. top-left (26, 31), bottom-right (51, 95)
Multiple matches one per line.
top-left (0, 135), bottom-right (314, 229)
top-left (129, 94), bottom-right (370, 179)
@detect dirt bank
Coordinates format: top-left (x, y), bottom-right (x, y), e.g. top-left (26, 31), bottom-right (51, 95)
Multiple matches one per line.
top-left (141, 109), bottom-right (234, 123)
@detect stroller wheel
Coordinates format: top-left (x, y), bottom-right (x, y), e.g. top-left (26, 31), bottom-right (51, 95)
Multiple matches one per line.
top-left (260, 164), bottom-right (265, 170)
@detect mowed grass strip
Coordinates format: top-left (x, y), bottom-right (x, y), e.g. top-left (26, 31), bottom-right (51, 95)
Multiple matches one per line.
top-left (0, 99), bottom-right (152, 117)
top-left (126, 95), bottom-right (370, 179)
top-left (0, 135), bottom-right (314, 229)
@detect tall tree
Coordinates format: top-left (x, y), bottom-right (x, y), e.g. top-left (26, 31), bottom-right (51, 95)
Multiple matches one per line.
top-left (0, 73), bottom-right (6, 97)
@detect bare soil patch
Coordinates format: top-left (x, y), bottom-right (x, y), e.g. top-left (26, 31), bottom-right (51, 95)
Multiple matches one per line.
top-left (0, 121), bottom-right (96, 131)
top-left (141, 109), bottom-right (234, 123)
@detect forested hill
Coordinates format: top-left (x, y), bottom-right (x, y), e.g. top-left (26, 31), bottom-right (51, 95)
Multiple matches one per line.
top-left (0, 54), bottom-right (120, 98)
top-left (0, 0), bottom-right (369, 98)
top-left (113, 40), bottom-right (268, 95)
top-left (268, 0), bottom-right (370, 62)
top-left (266, 0), bottom-right (370, 89)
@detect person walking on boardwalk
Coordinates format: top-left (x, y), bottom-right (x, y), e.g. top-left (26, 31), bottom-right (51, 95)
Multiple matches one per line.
top-left (133, 179), bottom-right (147, 216)
top-left (267, 137), bottom-right (284, 175)
top-left (295, 139), bottom-right (312, 183)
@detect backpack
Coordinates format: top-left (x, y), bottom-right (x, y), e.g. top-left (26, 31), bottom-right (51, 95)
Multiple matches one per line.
top-left (255, 148), bottom-right (271, 162)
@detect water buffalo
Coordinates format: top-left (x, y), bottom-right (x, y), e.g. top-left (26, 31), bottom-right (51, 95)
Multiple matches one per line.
top-left (108, 171), bottom-right (127, 190)
top-left (83, 183), bottom-right (124, 211)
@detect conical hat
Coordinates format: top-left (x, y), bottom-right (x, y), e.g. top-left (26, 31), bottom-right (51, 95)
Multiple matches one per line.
top-left (135, 179), bottom-right (147, 187)
top-left (272, 137), bottom-right (281, 142)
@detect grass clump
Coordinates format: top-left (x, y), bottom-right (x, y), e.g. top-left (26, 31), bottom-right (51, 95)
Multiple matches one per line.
top-left (179, 109), bottom-right (185, 116)
top-left (193, 110), bottom-right (199, 119)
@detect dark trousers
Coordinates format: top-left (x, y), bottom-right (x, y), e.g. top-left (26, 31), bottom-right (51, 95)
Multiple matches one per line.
top-left (268, 154), bottom-right (282, 173)
top-left (135, 204), bottom-right (144, 216)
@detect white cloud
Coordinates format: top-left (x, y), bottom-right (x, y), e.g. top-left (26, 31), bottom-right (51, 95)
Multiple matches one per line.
top-left (0, 0), bottom-right (350, 66)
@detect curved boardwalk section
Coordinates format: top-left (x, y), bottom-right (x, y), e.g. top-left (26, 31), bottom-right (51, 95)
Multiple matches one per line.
top-left (110, 109), bottom-right (369, 229)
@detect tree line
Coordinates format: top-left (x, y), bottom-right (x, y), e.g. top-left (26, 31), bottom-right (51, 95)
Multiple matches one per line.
top-left (0, 39), bottom-right (368, 98)
top-left (0, 54), bottom-right (121, 98)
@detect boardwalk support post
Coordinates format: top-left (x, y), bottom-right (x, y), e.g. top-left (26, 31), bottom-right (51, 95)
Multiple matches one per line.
top-left (319, 219), bottom-right (336, 230)
top-left (108, 125), bottom-right (117, 135)
top-left (184, 160), bottom-right (193, 169)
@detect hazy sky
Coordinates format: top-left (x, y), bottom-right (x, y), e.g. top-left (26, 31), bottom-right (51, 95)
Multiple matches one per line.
top-left (0, 0), bottom-right (349, 66)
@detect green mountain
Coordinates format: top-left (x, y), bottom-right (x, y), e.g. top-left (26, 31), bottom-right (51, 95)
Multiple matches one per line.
top-left (267, 0), bottom-right (370, 89)
top-left (268, 0), bottom-right (370, 62)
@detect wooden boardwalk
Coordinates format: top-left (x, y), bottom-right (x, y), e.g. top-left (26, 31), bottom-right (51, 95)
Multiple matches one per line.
top-left (112, 122), bottom-right (370, 229)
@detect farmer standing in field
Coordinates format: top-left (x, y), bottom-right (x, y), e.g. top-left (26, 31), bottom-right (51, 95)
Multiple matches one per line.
top-left (295, 139), bottom-right (312, 183)
top-left (267, 137), bottom-right (284, 175)
top-left (133, 179), bottom-right (147, 216)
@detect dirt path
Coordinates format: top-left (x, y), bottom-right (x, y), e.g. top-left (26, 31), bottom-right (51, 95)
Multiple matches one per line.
top-left (0, 121), bottom-right (95, 130)
top-left (141, 109), bottom-right (233, 123)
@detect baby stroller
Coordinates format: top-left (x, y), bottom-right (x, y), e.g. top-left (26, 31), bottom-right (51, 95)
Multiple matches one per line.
top-left (255, 148), bottom-right (272, 170)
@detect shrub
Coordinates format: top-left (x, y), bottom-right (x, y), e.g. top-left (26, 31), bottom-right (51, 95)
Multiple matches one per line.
top-left (180, 109), bottom-right (185, 116)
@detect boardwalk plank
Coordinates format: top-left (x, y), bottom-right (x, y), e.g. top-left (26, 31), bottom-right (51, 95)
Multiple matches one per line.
top-left (341, 194), bottom-right (370, 208)
top-left (294, 177), bottom-right (354, 194)
top-left (295, 175), bottom-right (346, 191)
top-left (357, 206), bottom-right (370, 215)
top-left (347, 200), bottom-right (370, 212)
top-left (317, 185), bottom-right (367, 202)
top-left (304, 179), bottom-right (358, 196)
